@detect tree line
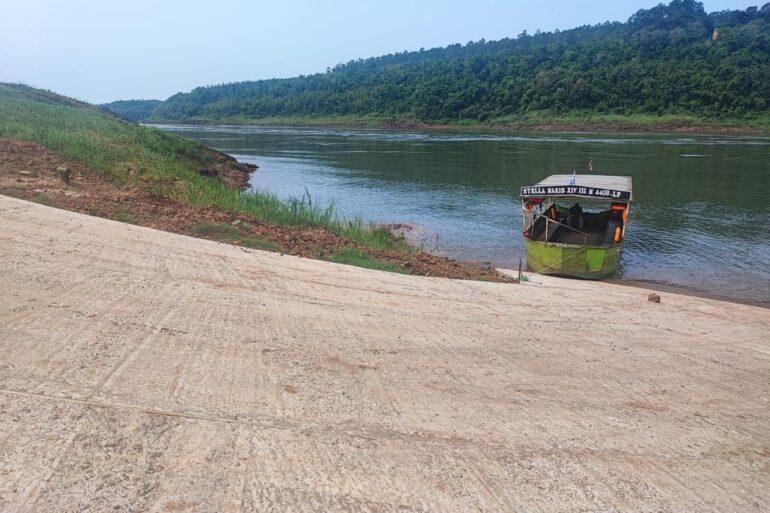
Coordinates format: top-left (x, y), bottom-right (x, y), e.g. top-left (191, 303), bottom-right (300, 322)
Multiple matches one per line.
top-left (106, 1), bottom-right (770, 123)
top-left (100, 99), bottom-right (162, 122)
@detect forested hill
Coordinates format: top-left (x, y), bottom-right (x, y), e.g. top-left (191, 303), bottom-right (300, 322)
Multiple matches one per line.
top-left (134, 1), bottom-right (769, 125)
top-left (101, 99), bottom-right (162, 122)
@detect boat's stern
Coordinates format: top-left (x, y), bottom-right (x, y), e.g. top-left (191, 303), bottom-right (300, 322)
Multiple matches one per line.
top-left (525, 239), bottom-right (621, 279)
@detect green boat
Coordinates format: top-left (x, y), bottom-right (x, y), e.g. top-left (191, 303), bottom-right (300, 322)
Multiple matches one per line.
top-left (520, 174), bottom-right (633, 279)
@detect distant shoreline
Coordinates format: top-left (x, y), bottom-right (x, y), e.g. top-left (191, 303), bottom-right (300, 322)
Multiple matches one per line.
top-left (146, 116), bottom-right (770, 134)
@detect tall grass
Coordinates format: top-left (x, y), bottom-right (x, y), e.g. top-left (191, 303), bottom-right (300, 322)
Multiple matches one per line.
top-left (185, 181), bottom-right (406, 250)
top-left (0, 83), bottom-right (410, 252)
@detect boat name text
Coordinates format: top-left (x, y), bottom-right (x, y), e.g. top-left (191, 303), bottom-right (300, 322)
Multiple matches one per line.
top-left (520, 186), bottom-right (630, 200)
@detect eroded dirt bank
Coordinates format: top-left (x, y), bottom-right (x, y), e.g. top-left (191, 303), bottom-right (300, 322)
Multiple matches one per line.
top-left (1, 196), bottom-right (768, 512)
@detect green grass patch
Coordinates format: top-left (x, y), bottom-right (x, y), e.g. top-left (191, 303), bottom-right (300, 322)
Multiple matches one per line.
top-left (112, 205), bottom-right (136, 224)
top-left (32, 191), bottom-right (48, 205)
top-left (324, 247), bottom-right (409, 274)
top-left (183, 185), bottom-right (410, 251)
top-left (192, 222), bottom-right (278, 251)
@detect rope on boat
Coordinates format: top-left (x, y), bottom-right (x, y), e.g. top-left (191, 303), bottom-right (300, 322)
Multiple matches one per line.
top-left (519, 211), bottom-right (592, 281)
top-left (520, 245), bottom-right (589, 280)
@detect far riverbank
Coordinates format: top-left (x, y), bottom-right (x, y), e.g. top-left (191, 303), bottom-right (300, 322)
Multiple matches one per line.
top-left (145, 113), bottom-right (770, 134)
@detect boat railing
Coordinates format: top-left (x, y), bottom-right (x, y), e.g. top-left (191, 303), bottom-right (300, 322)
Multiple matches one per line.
top-left (542, 215), bottom-right (589, 246)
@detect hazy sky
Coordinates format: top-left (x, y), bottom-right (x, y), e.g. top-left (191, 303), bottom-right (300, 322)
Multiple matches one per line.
top-left (0, 0), bottom-right (758, 103)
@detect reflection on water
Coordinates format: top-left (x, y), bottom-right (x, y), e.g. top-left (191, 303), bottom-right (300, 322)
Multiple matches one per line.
top-left (157, 125), bottom-right (770, 304)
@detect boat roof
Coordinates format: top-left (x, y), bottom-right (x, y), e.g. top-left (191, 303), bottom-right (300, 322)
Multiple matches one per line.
top-left (520, 174), bottom-right (633, 201)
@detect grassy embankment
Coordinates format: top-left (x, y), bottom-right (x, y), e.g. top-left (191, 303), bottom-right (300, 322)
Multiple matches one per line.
top-left (0, 83), bottom-right (412, 269)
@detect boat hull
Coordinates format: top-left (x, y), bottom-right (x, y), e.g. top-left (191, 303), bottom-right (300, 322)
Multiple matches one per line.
top-left (525, 239), bottom-right (622, 279)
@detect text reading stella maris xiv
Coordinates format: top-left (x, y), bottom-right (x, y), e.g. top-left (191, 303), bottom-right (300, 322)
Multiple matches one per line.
top-left (520, 186), bottom-right (629, 200)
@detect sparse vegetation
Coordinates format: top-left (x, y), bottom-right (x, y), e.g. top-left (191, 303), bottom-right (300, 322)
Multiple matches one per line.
top-left (192, 222), bottom-right (278, 251)
top-left (325, 247), bottom-right (410, 274)
top-left (112, 205), bottom-right (137, 224)
top-left (32, 191), bottom-right (48, 205)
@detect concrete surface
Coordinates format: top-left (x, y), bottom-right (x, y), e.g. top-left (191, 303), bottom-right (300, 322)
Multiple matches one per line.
top-left (1, 195), bottom-right (768, 512)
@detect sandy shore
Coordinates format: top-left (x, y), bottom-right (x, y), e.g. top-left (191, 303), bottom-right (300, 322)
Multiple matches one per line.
top-left (1, 195), bottom-right (768, 512)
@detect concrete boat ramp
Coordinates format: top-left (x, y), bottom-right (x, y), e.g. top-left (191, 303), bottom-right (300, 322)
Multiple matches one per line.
top-left (1, 195), bottom-right (768, 512)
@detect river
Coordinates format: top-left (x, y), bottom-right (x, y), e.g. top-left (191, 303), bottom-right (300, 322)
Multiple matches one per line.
top-left (157, 125), bottom-right (770, 304)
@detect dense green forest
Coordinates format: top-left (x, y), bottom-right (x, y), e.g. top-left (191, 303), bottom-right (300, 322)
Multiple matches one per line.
top-left (101, 99), bottom-right (162, 121)
top-left (110, 1), bottom-right (770, 126)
